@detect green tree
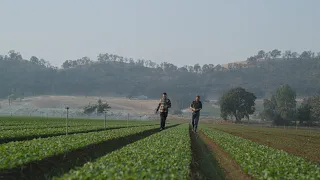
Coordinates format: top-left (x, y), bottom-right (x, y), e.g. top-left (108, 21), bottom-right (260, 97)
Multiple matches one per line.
top-left (97, 99), bottom-right (111, 113)
top-left (270, 49), bottom-right (282, 59)
top-left (219, 87), bottom-right (256, 123)
top-left (300, 51), bottom-right (314, 59)
top-left (263, 85), bottom-right (297, 125)
top-left (261, 97), bottom-right (276, 121)
top-left (83, 99), bottom-right (111, 115)
top-left (30, 56), bottom-right (40, 64)
top-left (282, 50), bottom-right (292, 60)
top-left (274, 84), bottom-right (297, 123)
top-left (83, 104), bottom-right (98, 114)
top-left (297, 97), bottom-right (312, 125)
top-left (257, 50), bottom-right (266, 59)
top-left (310, 96), bottom-right (320, 123)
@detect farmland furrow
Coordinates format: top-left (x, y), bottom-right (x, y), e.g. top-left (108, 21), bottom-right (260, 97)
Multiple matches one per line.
top-left (0, 122), bottom-right (159, 144)
top-left (0, 125), bottom-right (159, 171)
top-left (55, 124), bottom-right (191, 180)
top-left (208, 124), bottom-right (320, 162)
top-left (201, 127), bottom-right (320, 179)
top-left (0, 125), bottom-right (125, 144)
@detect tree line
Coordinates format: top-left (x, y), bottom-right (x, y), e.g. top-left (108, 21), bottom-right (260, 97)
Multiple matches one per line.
top-left (1, 49), bottom-right (320, 112)
top-left (219, 85), bottom-right (320, 126)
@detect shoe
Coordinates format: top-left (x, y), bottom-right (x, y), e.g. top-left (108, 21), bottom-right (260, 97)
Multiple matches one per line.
top-left (160, 128), bottom-right (163, 131)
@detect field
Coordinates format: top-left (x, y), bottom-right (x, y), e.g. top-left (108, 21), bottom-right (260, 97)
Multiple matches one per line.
top-left (0, 116), bottom-right (319, 180)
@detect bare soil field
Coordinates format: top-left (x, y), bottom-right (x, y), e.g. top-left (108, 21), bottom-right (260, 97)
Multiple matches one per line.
top-left (206, 124), bottom-right (320, 163)
top-left (0, 95), bottom-right (159, 115)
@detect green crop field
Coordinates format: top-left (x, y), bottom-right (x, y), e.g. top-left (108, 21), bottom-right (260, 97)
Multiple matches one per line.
top-left (0, 116), bottom-right (319, 179)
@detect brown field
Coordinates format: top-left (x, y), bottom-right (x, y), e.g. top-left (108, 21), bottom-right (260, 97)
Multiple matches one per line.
top-left (203, 123), bottom-right (320, 163)
top-left (0, 95), bottom-right (159, 115)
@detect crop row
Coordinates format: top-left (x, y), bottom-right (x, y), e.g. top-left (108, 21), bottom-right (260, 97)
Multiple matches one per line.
top-left (0, 124), bottom-right (128, 141)
top-left (0, 125), bottom-right (159, 170)
top-left (0, 122), bottom-right (159, 142)
top-left (201, 127), bottom-right (320, 179)
top-left (0, 117), bottom-right (158, 126)
top-left (56, 124), bottom-right (191, 180)
top-left (0, 124), bottom-right (93, 130)
top-left (0, 121), bottom-right (156, 131)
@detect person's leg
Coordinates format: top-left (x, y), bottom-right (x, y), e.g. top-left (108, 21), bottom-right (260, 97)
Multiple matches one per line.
top-left (191, 114), bottom-right (195, 131)
top-left (163, 112), bottom-right (168, 129)
top-left (194, 113), bottom-right (200, 132)
top-left (160, 113), bottom-right (165, 130)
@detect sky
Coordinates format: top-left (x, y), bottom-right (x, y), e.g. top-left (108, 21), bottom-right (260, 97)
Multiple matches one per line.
top-left (0, 0), bottom-right (319, 67)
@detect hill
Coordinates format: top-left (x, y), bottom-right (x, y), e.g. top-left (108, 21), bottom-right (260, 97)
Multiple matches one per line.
top-left (1, 49), bottom-right (320, 111)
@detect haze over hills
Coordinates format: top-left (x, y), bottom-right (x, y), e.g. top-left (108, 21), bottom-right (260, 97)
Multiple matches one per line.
top-left (1, 49), bottom-right (320, 113)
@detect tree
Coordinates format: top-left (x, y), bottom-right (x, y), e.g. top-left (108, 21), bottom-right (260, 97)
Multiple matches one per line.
top-left (8, 50), bottom-right (23, 61)
top-left (310, 96), bottom-right (320, 123)
top-left (282, 50), bottom-right (292, 60)
top-left (219, 87), bottom-right (256, 123)
top-left (264, 84), bottom-right (297, 125)
top-left (97, 99), bottom-right (111, 113)
top-left (202, 64), bottom-right (210, 73)
top-left (246, 56), bottom-right (257, 65)
top-left (83, 99), bottom-right (111, 115)
top-left (62, 60), bottom-right (73, 69)
top-left (270, 49), bottom-right (282, 59)
top-left (300, 51), bottom-right (314, 59)
top-left (274, 84), bottom-right (296, 122)
top-left (30, 56), bottom-right (40, 64)
top-left (194, 63), bottom-right (201, 73)
top-left (83, 104), bottom-right (98, 114)
top-left (257, 50), bottom-right (266, 59)
top-left (291, 52), bottom-right (299, 58)
top-left (261, 97), bottom-right (276, 121)
top-left (297, 97), bottom-right (312, 125)
top-left (178, 66), bottom-right (188, 73)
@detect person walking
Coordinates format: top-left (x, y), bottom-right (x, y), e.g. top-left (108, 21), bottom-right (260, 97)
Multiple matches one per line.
top-left (155, 92), bottom-right (171, 130)
top-left (190, 95), bottom-right (202, 133)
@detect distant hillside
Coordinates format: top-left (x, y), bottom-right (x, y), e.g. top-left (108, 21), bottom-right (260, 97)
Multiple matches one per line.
top-left (1, 49), bottom-right (320, 111)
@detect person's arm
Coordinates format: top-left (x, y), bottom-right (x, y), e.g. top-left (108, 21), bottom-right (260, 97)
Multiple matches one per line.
top-left (197, 101), bottom-right (202, 111)
top-left (155, 99), bottom-right (161, 112)
top-left (189, 102), bottom-right (195, 111)
top-left (167, 99), bottom-right (171, 108)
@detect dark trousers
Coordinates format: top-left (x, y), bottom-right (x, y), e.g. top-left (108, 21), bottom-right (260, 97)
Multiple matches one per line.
top-left (191, 112), bottom-right (200, 131)
top-left (160, 112), bottom-right (168, 129)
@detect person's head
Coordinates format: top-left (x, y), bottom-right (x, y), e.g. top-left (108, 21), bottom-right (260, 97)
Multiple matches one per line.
top-left (162, 92), bottom-right (167, 99)
top-left (196, 95), bottom-right (200, 101)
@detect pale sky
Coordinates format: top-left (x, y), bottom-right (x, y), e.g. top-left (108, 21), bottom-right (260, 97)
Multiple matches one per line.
top-left (0, 0), bottom-right (319, 67)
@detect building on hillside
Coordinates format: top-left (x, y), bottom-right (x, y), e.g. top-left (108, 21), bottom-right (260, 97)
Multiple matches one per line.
top-left (222, 61), bottom-right (248, 69)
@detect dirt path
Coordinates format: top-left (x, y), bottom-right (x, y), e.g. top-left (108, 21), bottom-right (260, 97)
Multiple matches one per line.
top-left (198, 131), bottom-right (252, 180)
top-left (189, 126), bottom-right (225, 180)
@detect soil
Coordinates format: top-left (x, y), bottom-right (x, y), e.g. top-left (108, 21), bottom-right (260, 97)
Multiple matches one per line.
top-left (198, 131), bottom-right (252, 180)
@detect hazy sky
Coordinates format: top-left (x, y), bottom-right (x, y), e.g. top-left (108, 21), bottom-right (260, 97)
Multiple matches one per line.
top-left (0, 0), bottom-right (319, 67)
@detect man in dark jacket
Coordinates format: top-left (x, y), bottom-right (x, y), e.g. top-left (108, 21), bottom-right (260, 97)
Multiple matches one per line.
top-left (190, 95), bottom-right (202, 133)
top-left (155, 92), bottom-right (171, 130)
